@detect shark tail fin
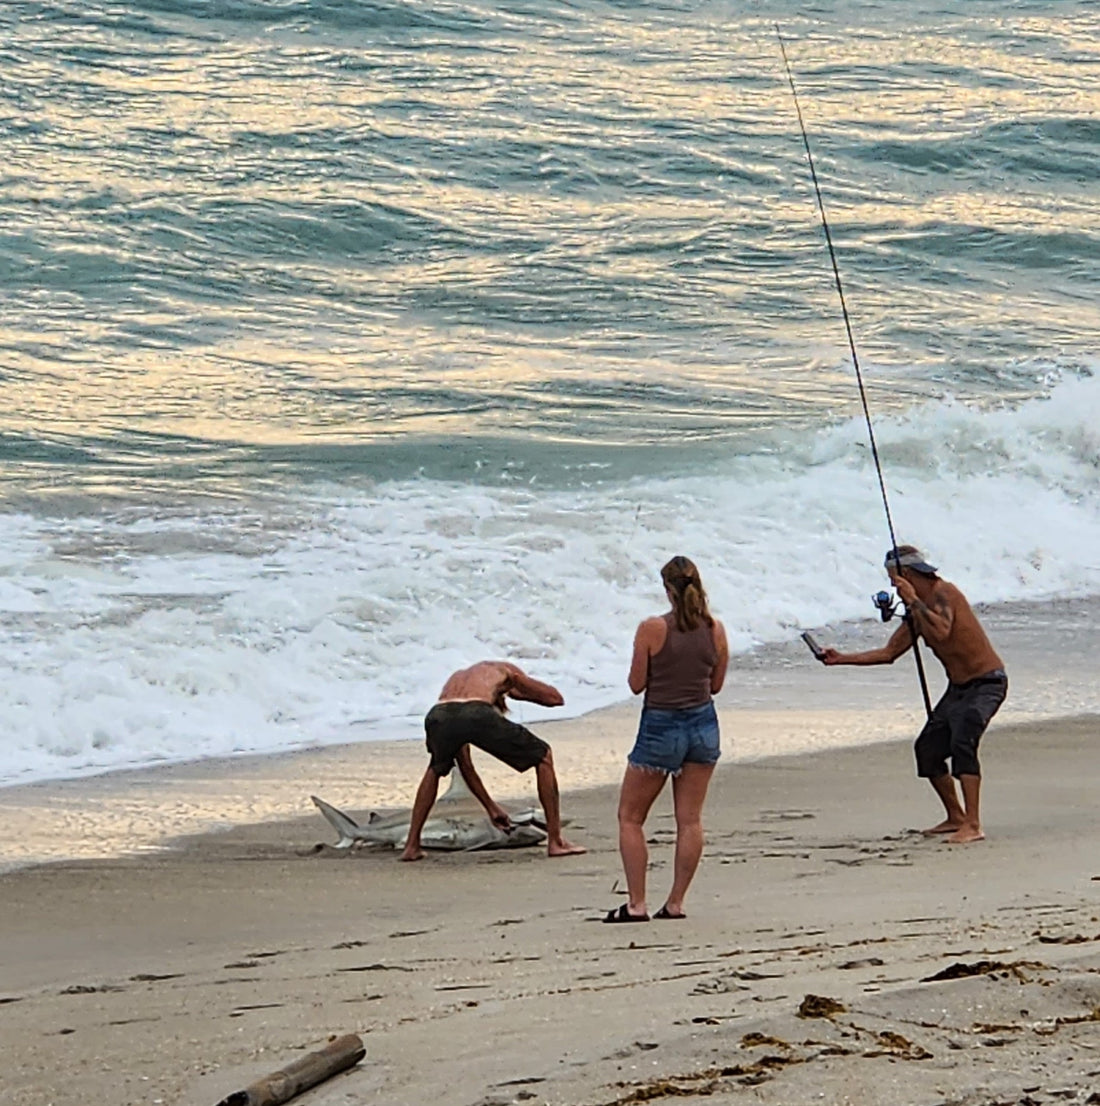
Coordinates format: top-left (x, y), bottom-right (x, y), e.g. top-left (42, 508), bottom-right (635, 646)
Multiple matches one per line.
top-left (311, 795), bottom-right (362, 849)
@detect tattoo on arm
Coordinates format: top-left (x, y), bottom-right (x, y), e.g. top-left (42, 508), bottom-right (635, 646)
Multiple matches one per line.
top-left (910, 594), bottom-right (952, 638)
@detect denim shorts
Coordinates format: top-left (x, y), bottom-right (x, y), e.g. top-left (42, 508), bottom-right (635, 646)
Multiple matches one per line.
top-left (628, 701), bottom-right (720, 776)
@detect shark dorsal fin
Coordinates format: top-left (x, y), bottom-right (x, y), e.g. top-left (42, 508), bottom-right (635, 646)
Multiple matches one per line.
top-left (439, 771), bottom-right (476, 804)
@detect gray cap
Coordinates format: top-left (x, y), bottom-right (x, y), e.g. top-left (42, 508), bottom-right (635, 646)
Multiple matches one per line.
top-left (884, 547), bottom-right (938, 575)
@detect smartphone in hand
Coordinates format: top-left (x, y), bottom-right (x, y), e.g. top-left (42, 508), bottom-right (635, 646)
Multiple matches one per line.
top-left (801, 631), bottom-right (826, 662)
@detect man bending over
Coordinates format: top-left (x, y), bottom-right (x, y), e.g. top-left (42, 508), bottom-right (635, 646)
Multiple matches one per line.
top-left (401, 660), bottom-right (586, 862)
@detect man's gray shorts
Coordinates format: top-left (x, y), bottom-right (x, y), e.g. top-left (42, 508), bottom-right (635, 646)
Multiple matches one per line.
top-left (915, 669), bottom-right (1008, 779)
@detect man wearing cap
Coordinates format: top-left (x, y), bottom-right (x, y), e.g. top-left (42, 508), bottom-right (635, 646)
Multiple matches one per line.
top-left (821, 546), bottom-right (1007, 844)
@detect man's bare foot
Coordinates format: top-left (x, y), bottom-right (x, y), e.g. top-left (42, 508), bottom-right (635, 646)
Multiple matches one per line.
top-left (945, 825), bottom-right (985, 844)
top-left (399, 847), bottom-right (426, 862)
top-left (547, 839), bottom-right (586, 857)
top-left (920, 819), bottom-right (962, 836)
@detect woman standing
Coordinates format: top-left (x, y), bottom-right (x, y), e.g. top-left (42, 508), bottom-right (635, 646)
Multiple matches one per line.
top-left (604, 556), bottom-right (728, 922)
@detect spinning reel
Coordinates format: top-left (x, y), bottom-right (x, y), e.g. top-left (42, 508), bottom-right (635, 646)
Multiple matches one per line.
top-left (872, 590), bottom-right (899, 622)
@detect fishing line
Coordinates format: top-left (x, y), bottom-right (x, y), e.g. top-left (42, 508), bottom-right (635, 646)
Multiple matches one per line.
top-left (776, 26), bottom-right (932, 717)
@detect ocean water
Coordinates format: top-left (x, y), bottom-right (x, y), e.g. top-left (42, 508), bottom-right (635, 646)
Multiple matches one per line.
top-left (1, 0), bottom-right (1098, 787)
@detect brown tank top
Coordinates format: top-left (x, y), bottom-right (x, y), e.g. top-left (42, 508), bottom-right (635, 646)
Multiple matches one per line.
top-left (645, 613), bottom-right (717, 709)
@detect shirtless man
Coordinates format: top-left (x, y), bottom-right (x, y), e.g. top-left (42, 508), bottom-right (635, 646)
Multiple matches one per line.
top-left (400, 661), bottom-right (586, 862)
top-left (821, 546), bottom-right (1007, 844)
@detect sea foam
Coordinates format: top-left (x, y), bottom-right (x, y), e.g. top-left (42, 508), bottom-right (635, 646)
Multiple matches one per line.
top-left (1, 373), bottom-right (1097, 786)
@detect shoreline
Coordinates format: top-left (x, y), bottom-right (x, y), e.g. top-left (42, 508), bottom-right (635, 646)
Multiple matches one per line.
top-left (0, 698), bottom-right (927, 873)
top-left (1, 592), bottom-right (1097, 874)
top-left (2, 591), bottom-right (1099, 801)
top-left (2, 711), bottom-right (1098, 1106)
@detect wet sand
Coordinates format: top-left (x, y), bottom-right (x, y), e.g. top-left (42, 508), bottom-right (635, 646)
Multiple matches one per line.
top-left (2, 711), bottom-right (1098, 1106)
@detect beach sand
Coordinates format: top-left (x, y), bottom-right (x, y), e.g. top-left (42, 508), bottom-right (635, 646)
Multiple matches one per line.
top-left (2, 708), bottom-right (1099, 1106)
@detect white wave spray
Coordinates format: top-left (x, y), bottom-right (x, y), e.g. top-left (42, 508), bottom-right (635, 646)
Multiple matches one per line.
top-left (1, 373), bottom-right (1098, 785)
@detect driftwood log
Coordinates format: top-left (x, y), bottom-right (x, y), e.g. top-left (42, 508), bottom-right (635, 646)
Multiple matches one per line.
top-left (215, 1033), bottom-right (366, 1106)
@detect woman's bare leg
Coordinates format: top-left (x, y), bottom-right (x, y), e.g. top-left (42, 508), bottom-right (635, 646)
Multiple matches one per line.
top-left (665, 762), bottom-right (715, 916)
top-left (616, 765), bottom-right (668, 917)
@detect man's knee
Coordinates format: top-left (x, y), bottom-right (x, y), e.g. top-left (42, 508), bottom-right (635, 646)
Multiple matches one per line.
top-left (948, 713), bottom-right (987, 777)
top-left (949, 743), bottom-right (981, 778)
top-left (914, 744), bottom-right (947, 779)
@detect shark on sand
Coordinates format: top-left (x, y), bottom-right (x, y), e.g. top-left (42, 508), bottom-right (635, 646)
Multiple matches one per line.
top-left (311, 772), bottom-right (548, 852)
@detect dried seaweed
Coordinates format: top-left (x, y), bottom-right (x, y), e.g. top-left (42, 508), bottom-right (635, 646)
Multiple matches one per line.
top-left (797, 993), bottom-right (847, 1018)
top-left (920, 959), bottom-right (1046, 983)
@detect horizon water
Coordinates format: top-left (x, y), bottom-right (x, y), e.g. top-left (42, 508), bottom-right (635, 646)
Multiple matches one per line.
top-left (2, 0), bottom-right (1099, 791)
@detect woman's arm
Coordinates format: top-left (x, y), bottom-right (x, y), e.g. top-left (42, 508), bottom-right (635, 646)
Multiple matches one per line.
top-left (710, 620), bottom-right (729, 694)
top-left (628, 617), bottom-right (664, 695)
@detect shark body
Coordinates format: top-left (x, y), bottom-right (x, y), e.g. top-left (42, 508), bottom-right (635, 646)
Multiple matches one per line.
top-left (311, 773), bottom-right (547, 852)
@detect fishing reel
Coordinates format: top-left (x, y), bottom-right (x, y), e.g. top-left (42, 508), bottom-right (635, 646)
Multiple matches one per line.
top-left (872, 590), bottom-right (899, 622)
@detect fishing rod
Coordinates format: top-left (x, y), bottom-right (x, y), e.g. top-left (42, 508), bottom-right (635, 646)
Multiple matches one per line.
top-left (775, 27), bottom-right (932, 718)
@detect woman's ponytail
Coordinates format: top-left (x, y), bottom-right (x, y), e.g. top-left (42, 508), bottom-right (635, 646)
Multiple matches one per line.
top-left (660, 556), bottom-right (713, 632)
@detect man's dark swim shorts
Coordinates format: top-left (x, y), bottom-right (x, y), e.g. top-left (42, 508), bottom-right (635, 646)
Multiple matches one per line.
top-left (914, 669), bottom-right (1008, 779)
top-left (424, 700), bottom-right (550, 776)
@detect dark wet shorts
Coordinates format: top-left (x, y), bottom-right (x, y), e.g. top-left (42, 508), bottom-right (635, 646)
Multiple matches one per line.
top-left (628, 700), bottom-right (720, 777)
top-left (424, 700), bottom-right (550, 776)
top-left (914, 669), bottom-right (1008, 779)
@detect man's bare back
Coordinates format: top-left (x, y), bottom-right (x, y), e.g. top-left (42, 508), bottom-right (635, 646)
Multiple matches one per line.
top-left (438, 661), bottom-right (564, 711)
top-left (400, 660), bottom-right (583, 861)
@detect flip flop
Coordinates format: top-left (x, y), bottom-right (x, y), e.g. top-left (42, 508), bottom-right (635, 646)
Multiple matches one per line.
top-left (654, 905), bottom-right (686, 920)
top-left (603, 904), bottom-right (649, 923)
